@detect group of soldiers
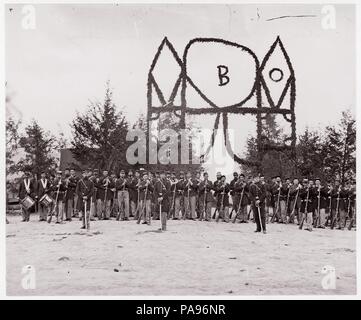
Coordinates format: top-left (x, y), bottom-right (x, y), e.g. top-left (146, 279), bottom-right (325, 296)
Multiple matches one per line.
top-left (17, 168), bottom-right (356, 233)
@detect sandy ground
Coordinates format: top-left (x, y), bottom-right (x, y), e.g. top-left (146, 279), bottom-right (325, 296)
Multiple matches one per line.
top-left (6, 213), bottom-right (356, 296)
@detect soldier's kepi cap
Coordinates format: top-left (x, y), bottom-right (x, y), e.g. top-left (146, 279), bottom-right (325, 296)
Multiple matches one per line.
top-left (179, 171), bottom-right (184, 175)
top-left (166, 171), bottom-right (171, 174)
top-left (203, 172), bottom-right (208, 176)
top-left (120, 169), bottom-right (125, 174)
top-left (233, 172), bottom-right (238, 176)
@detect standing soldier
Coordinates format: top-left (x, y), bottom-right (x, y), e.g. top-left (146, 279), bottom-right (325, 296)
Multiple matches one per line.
top-left (116, 170), bottom-right (130, 221)
top-left (128, 170), bottom-right (137, 218)
top-left (97, 169), bottom-right (113, 220)
top-left (289, 178), bottom-right (301, 224)
top-left (233, 173), bottom-right (249, 223)
top-left (18, 170), bottom-right (35, 222)
top-left (64, 169), bottom-right (77, 222)
top-left (330, 179), bottom-right (347, 230)
top-left (195, 171), bottom-right (202, 219)
top-left (168, 172), bottom-right (178, 219)
top-left (212, 172), bottom-right (222, 219)
top-left (88, 169), bottom-right (98, 221)
top-left (248, 175), bottom-right (267, 234)
top-left (184, 171), bottom-right (198, 220)
top-left (216, 175), bottom-right (230, 223)
top-left (284, 178), bottom-right (292, 220)
top-left (314, 178), bottom-right (327, 228)
top-left (229, 172), bottom-right (239, 217)
top-left (138, 172), bottom-right (154, 225)
top-left (271, 176), bottom-right (287, 223)
top-left (37, 170), bottom-right (51, 221)
top-left (70, 168), bottom-right (79, 218)
top-left (50, 170), bottom-right (66, 224)
top-left (154, 171), bottom-right (170, 231)
top-left (174, 171), bottom-right (185, 220)
top-left (198, 172), bottom-right (213, 221)
top-left (109, 171), bottom-right (118, 218)
top-left (77, 169), bottom-right (94, 230)
top-left (299, 179), bottom-right (315, 231)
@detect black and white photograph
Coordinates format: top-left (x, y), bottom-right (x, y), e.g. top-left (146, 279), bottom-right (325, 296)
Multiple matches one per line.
top-left (3, 2), bottom-right (357, 298)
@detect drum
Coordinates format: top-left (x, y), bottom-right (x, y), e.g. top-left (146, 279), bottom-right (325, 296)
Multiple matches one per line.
top-left (39, 194), bottom-right (54, 207)
top-left (21, 195), bottom-right (35, 210)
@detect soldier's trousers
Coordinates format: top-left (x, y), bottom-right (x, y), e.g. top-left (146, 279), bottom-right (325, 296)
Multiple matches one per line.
top-left (315, 208), bottom-right (326, 227)
top-left (289, 199), bottom-right (300, 223)
top-left (97, 199), bottom-right (111, 219)
top-left (38, 204), bottom-right (49, 221)
top-left (81, 199), bottom-right (91, 228)
top-left (184, 195), bottom-right (196, 219)
top-left (331, 208), bottom-right (346, 229)
top-left (21, 206), bottom-right (30, 221)
top-left (140, 199), bottom-right (151, 224)
top-left (199, 200), bottom-right (212, 221)
top-left (253, 204), bottom-right (266, 231)
top-left (160, 211), bottom-right (167, 230)
top-left (118, 191), bottom-right (129, 219)
top-left (174, 196), bottom-right (184, 219)
top-left (234, 205), bottom-right (247, 222)
top-left (130, 200), bottom-right (136, 218)
top-left (303, 211), bottom-right (313, 230)
top-left (218, 206), bottom-right (230, 222)
top-left (275, 200), bottom-right (287, 222)
top-left (54, 201), bottom-right (64, 223)
top-left (64, 199), bottom-right (73, 220)
top-left (73, 194), bottom-right (79, 216)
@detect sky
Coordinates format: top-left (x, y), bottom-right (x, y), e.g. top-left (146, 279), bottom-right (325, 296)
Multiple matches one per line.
top-left (5, 3), bottom-right (356, 175)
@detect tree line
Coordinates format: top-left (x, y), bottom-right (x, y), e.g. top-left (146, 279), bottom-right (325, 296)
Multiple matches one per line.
top-left (6, 82), bottom-right (356, 188)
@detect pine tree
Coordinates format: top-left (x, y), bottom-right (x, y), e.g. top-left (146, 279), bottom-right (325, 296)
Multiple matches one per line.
top-left (71, 82), bottom-right (129, 172)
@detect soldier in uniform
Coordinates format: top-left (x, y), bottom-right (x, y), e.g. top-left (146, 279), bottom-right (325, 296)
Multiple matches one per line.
top-left (138, 172), bottom-right (154, 225)
top-left (128, 170), bottom-right (138, 218)
top-left (314, 178), bottom-right (328, 228)
top-left (37, 170), bottom-right (51, 221)
top-left (18, 170), bottom-right (35, 222)
top-left (198, 172), bottom-right (213, 221)
top-left (88, 169), bottom-right (99, 221)
top-left (289, 178), bottom-right (301, 224)
top-left (271, 176), bottom-right (288, 223)
top-left (77, 169), bottom-right (94, 229)
top-left (64, 168), bottom-right (77, 221)
top-left (109, 171), bottom-right (118, 218)
top-left (233, 173), bottom-right (249, 223)
top-left (168, 172), bottom-right (178, 219)
top-left (229, 172), bottom-right (239, 217)
top-left (97, 169), bottom-right (113, 220)
top-left (299, 178), bottom-right (315, 231)
top-left (116, 169), bottom-right (130, 221)
top-left (184, 171), bottom-right (198, 220)
top-left (330, 179), bottom-right (347, 230)
top-left (248, 175), bottom-right (267, 233)
top-left (212, 172), bottom-right (222, 219)
top-left (195, 171), bottom-right (202, 219)
top-left (174, 171), bottom-right (185, 220)
top-left (215, 175), bottom-right (230, 222)
top-left (70, 168), bottom-right (80, 218)
top-left (154, 171), bottom-right (170, 230)
top-left (51, 170), bottom-right (66, 224)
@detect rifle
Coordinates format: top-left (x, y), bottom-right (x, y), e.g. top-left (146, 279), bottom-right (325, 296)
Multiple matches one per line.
top-left (331, 187), bottom-right (341, 230)
top-left (168, 181), bottom-right (177, 219)
top-left (184, 179), bottom-right (191, 220)
top-left (200, 182), bottom-right (207, 221)
top-left (285, 185), bottom-right (291, 221)
top-left (232, 184), bottom-right (245, 223)
top-left (103, 178), bottom-right (109, 218)
top-left (289, 185), bottom-right (300, 224)
top-left (84, 198), bottom-right (90, 230)
top-left (299, 187), bottom-right (310, 230)
top-left (325, 188), bottom-right (332, 227)
top-left (216, 184), bottom-right (225, 223)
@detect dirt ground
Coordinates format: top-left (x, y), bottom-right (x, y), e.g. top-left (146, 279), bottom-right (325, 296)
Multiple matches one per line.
top-left (6, 213), bottom-right (356, 296)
